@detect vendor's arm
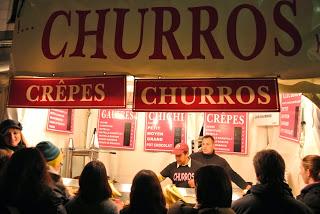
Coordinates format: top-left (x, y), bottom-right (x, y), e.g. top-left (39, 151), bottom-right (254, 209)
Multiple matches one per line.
top-left (157, 174), bottom-right (166, 182)
top-left (159, 163), bottom-right (172, 182)
top-left (224, 161), bottom-right (249, 190)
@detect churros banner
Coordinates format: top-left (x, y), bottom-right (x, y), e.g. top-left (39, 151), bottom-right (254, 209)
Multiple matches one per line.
top-left (133, 78), bottom-right (279, 112)
top-left (12, 0), bottom-right (320, 79)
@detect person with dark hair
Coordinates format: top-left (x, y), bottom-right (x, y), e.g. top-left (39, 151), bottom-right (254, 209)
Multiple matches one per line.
top-left (190, 135), bottom-right (250, 190)
top-left (297, 155), bottom-right (320, 213)
top-left (66, 160), bottom-right (118, 214)
top-left (0, 148), bottom-right (66, 214)
top-left (36, 141), bottom-right (70, 205)
top-left (169, 165), bottom-right (235, 214)
top-left (0, 119), bottom-right (28, 153)
top-left (120, 169), bottom-right (167, 214)
top-left (159, 143), bottom-right (203, 188)
top-left (232, 149), bottom-right (312, 214)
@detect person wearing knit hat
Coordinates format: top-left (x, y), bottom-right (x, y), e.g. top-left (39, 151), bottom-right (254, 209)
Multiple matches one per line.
top-left (0, 119), bottom-right (28, 153)
top-left (36, 141), bottom-right (70, 204)
top-left (36, 141), bottom-right (63, 172)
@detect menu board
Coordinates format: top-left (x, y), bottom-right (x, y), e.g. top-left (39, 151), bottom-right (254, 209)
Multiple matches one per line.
top-left (47, 109), bottom-right (73, 133)
top-left (204, 112), bottom-right (248, 154)
top-left (144, 112), bottom-right (187, 152)
top-left (97, 109), bottom-right (137, 150)
top-left (279, 93), bottom-right (302, 142)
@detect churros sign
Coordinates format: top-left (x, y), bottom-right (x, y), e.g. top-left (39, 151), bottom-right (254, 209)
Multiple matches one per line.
top-left (133, 78), bottom-right (279, 112)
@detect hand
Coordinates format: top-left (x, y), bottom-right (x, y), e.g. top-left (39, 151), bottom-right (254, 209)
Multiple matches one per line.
top-left (188, 179), bottom-right (195, 188)
top-left (245, 184), bottom-right (252, 190)
top-left (242, 184), bottom-right (252, 194)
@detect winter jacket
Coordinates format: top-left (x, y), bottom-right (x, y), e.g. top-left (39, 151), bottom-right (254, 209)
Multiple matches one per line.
top-left (48, 166), bottom-right (70, 205)
top-left (297, 182), bottom-right (320, 214)
top-left (4, 186), bottom-right (67, 214)
top-left (66, 196), bottom-right (118, 214)
top-left (231, 183), bottom-right (313, 214)
top-left (168, 201), bottom-right (235, 214)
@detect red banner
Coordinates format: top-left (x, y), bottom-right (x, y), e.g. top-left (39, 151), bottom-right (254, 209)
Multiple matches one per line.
top-left (97, 109), bottom-right (137, 150)
top-left (8, 76), bottom-right (126, 108)
top-left (204, 112), bottom-right (248, 154)
top-left (133, 78), bottom-right (279, 112)
top-left (47, 109), bottom-right (73, 133)
top-left (144, 112), bottom-right (187, 152)
top-left (279, 94), bottom-right (302, 142)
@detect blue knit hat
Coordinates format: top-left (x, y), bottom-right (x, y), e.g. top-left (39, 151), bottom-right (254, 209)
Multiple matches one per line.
top-left (36, 141), bottom-right (60, 161)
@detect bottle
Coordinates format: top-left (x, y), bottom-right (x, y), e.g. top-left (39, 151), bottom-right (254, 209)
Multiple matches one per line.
top-left (68, 138), bottom-right (74, 150)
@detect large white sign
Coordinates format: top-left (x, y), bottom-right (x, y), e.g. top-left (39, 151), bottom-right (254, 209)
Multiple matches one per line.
top-left (12, 0), bottom-right (320, 78)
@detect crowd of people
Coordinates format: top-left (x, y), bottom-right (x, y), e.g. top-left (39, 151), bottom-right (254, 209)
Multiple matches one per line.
top-left (0, 119), bottom-right (319, 214)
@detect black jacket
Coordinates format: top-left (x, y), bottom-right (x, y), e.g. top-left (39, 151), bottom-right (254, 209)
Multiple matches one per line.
top-left (168, 201), bottom-right (235, 214)
top-left (297, 182), bottom-right (320, 214)
top-left (49, 171), bottom-right (70, 205)
top-left (231, 183), bottom-right (313, 214)
top-left (190, 152), bottom-right (248, 189)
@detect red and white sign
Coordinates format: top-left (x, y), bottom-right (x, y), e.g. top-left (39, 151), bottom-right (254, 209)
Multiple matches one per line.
top-left (144, 112), bottom-right (187, 152)
top-left (8, 76), bottom-right (126, 108)
top-left (279, 93), bottom-right (302, 142)
top-left (134, 78), bottom-right (279, 112)
top-left (97, 109), bottom-right (137, 150)
top-left (204, 112), bottom-right (248, 154)
top-left (47, 109), bottom-right (73, 133)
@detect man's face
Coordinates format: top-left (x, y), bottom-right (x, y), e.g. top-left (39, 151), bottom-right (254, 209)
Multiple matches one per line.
top-left (202, 137), bottom-right (215, 155)
top-left (175, 152), bottom-right (188, 165)
top-left (4, 128), bottom-right (22, 147)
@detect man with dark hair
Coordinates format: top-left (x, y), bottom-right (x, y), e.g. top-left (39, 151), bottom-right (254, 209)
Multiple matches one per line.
top-left (190, 135), bottom-right (250, 190)
top-left (159, 143), bottom-right (202, 188)
top-left (232, 149), bottom-right (312, 214)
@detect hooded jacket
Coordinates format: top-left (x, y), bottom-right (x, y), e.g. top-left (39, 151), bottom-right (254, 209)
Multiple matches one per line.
top-left (231, 183), bottom-right (312, 214)
top-left (297, 182), bottom-right (320, 214)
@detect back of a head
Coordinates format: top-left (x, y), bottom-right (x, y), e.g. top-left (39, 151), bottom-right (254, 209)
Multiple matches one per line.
top-left (79, 160), bottom-right (112, 203)
top-left (302, 155), bottom-right (320, 181)
top-left (129, 169), bottom-right (166, 214)
top-left (253, 149), bottom-right (285, 185)
top-left (195, 165), bottom-right (232, 209)
top-left (3, 148), bottom-right (51, 203)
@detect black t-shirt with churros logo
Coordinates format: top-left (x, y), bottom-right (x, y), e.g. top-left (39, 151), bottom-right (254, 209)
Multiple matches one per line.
top-left (160, 159), bottom-right (203, 188)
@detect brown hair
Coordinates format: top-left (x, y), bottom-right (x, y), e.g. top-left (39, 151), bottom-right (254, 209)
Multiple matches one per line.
top-left (127, 170), bottom-right (167, 214)
top-left (302, 155), bottom-right (320, 181)
top-left (253, 149), bottom-right (285, 185)
top-left (195, 165), bottom-right (232, 208)
top-left (78, 161), bottom-right (112, 203)
top-left (202, 135), bottom-right (215, 143)
top-left (1, 148), bottom-right (53, 205)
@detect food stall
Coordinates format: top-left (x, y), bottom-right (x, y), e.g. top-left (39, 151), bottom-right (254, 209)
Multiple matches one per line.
top-left (2, 0), bottom-right (320, 204)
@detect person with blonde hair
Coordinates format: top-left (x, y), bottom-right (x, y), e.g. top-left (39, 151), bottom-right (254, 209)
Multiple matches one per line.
top-left (36, 141), bottom-right (70, 204)
top-left (297, 155), bottom-right (320, 213)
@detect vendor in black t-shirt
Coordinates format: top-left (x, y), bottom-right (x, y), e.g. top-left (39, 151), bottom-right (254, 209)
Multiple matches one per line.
top-left (159, 143), bottom-right (202, 188)
top-left (190, 135), bottom-right (251, 190)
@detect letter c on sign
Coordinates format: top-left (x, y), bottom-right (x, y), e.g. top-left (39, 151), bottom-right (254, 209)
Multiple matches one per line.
top-left (141, 87), bottom-right (157, 105)
top-left (26, 85), bottom-right (40, 102)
